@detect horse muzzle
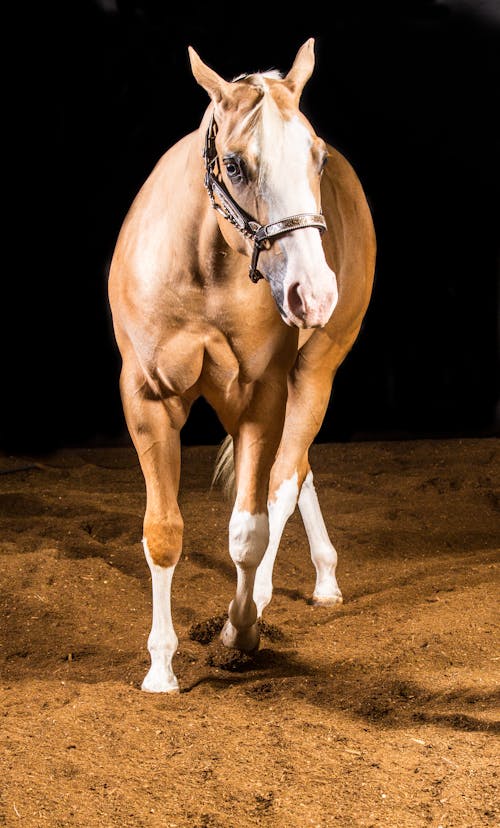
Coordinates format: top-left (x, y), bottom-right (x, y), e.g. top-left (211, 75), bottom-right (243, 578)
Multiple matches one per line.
top-left (280, 273), bottom-right (338, 329)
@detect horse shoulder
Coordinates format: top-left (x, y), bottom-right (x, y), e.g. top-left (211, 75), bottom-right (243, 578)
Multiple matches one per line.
top-left (322, 143), bottom-right (376, 287)
top-left (296, 146), bottom-right (376, 371)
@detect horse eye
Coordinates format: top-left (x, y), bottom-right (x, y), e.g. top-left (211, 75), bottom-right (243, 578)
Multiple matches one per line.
top-left (320, 154), bottom-right (329, 173)
top-left (223, 157), bottom-right (245, 181)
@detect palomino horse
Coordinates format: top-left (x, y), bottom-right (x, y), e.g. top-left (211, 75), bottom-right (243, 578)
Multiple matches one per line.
top-left (108, 39), bottom-right (376, 692)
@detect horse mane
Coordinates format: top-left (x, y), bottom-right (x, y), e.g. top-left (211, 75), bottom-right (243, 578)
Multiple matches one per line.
top-left (232, 70), bottom-right (284, 84)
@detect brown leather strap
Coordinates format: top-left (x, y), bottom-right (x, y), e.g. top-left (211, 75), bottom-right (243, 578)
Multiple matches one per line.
top-left (254, 214), bottom-right (326, 246)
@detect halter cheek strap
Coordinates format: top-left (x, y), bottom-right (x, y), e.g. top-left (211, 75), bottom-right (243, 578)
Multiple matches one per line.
top-left (203, 114), bottom-right (326, 283)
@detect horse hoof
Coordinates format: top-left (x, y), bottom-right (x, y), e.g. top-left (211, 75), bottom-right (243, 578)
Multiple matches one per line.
top-left (311, 591), bottom-right (343, 607)
top-left (220, 619), bottom-right (260, 652)
top-left (141, 668), bottom-right (180, 694)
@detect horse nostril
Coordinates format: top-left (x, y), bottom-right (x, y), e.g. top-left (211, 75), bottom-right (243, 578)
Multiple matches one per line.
top-left (287, 282), bottom-right (306, 320)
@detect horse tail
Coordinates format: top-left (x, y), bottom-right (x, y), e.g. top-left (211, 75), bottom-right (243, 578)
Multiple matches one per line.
top-left (211, 434), bottom-right (236, 502)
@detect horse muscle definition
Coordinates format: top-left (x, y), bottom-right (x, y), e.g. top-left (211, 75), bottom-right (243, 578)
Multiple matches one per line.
top-left (108, 39), bottom-right (376, 692)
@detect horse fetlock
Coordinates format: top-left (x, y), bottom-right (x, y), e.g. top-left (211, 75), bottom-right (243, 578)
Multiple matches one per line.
top-left (227, 597), bottom-right (258, 630)
top-left (220, 617), bottom-right (260, 652)
top-left (147, 627), bottom-right (178, 655)
top-left (144, 630), bottom-right (179, 692)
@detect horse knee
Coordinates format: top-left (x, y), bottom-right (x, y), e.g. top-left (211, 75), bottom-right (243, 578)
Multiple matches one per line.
top-left (143, 515), bottom-right (183, 567)
top-left (229, 509), bottom-right (269, 569)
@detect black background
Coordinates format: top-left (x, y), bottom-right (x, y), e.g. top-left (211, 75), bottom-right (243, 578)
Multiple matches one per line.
top-left (6, 0), bottom-right (499, 454)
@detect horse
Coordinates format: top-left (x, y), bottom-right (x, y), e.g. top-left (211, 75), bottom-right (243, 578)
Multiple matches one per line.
top-left (108, 39), bottom-right (376, 693)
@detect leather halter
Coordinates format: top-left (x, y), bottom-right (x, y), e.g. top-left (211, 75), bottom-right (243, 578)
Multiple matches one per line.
top-left (203, 113), bottom-right (327, 283)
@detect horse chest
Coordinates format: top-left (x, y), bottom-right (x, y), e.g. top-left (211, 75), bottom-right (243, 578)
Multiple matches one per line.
top-left (143, 322), bottom-right (285, 401)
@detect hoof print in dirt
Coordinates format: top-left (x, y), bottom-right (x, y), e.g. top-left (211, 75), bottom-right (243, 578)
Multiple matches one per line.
top-left (189, 615), bottom-right (286, 647)
top-left (188, 613), bottom-right (228, 645)
top-left (258, 619), bottom-right (286, 642)
top-left (206, 644), bottom-right (257, 672)
top-left (202, 621), bottom-right (291, 672)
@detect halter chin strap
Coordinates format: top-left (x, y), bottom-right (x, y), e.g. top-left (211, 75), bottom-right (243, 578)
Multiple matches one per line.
top-left (203, 113), bottom-right (327, 283)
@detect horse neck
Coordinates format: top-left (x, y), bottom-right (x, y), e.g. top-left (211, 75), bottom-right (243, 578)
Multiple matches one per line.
top-left (156, 121), bottom-right (222, 275)
top-left (183, 110), bottom-right (248, 283)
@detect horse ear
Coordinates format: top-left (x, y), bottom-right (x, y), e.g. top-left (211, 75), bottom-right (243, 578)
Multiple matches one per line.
top-left (284, 38), bottom-right (315, 102)
top-left (188, 46), bottom-right (232, 105)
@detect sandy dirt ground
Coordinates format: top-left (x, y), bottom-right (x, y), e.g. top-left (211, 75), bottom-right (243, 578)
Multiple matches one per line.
top-left (0, 438), bottom-right (498, 827)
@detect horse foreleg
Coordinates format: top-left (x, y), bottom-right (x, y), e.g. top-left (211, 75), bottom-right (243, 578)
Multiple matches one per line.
top-left (255, 355), bottom-right (344, 612)
top-left (298, 468), bottom-right (342, 606)
top-left (253, 460), bottom-right (342, 614)
top-left (220, 379), bottom-right (287, 651)
top-left (253, 471), bottom-right (299, 617)
top-left (142, 544), bottom-right (179, 691)
top-left (121, 361), bottom-right (189, 692)
top-left (220, 507), bottom-right (269, 652)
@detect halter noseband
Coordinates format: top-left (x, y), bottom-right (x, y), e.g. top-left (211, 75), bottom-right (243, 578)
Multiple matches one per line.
top-left (203, 113), bottom-right (327, 283)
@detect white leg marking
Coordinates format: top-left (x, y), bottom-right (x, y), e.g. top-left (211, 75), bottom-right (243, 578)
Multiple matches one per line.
top-left (141, 540), bottom-right (179, 693)
top-left (253, 472), bottom-right (299, 617)
top-left (298, 471), bottom-right (343, 606)
top-left (221, 509), bottom-right (269, 651)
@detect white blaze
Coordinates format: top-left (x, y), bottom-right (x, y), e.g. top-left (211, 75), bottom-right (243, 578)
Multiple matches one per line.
top-left (258, 101), bottom-right (337, 328)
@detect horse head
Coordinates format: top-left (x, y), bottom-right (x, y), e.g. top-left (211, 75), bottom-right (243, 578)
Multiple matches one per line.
top-left (189, 39), bottom-right (338, 330)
